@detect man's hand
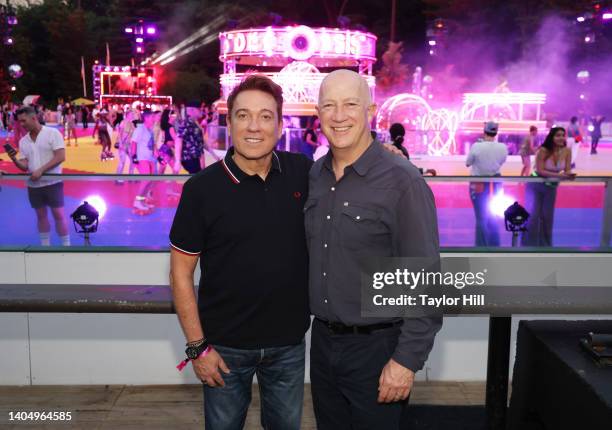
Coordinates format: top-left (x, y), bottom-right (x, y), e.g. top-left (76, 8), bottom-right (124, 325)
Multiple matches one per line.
top-left (192, 348), bottom-right (231, 387)
top-left (30, 168), bottom-right (44, 181)
top-left (378, 358), bottom-right (415, 403)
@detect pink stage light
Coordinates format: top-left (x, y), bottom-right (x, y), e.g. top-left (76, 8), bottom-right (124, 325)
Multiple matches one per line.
top-left (146, 26), bottom-right (156, 35)
top-left (603, 13), bottom-right (612, 20)
top-left (125, 27), bottom-right (133, 33)
top-left (428, 40), bottom-right (436, 46)
top-left (136, 46), bottom-right (144, 53)
top-left (577, 16), bottom-right (585, 22)
top-left (84, 195), bottom-right (107, 220)
top-left (136, 37), bottom-right (144, 44)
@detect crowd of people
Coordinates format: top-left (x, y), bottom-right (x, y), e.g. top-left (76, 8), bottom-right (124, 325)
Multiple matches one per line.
top-left (0, 93), bottom-right (608, 245)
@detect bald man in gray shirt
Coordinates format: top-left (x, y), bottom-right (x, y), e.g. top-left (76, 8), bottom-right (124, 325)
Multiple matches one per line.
top-left (306, 69), bottom-right (442, 429)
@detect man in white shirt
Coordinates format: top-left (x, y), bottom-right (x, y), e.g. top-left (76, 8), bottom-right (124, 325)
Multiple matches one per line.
top-left (465, 121), bottom-right (507, 246)
top-left (6, 106), bottom-right (70, 246)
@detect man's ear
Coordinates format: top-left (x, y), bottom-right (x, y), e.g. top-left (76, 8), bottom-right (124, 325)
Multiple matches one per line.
top-left (276, 118), bottom-right (284, 140)
top-left (367, 103), bottom-right (377, 123)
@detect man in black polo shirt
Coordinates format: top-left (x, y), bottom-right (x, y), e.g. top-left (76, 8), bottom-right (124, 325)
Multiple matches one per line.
top-left (306, 69), bottom-right (442, 429)
top-left (169, 75), bottom-right (311, 429)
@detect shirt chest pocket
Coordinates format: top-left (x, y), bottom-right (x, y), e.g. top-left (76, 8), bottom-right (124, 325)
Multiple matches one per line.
top-left (338, 204), bottom-right (390, 252)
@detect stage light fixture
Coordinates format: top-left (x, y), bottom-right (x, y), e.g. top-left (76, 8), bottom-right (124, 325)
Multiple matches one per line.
top-left (71, 201), bottom-right (99, 245)
top-left (146, 26), bottom-right (157, 35)
top-left (504, 202), bottom-right (529, 233)
top-left (136, 37), bottom-right (144, 43)
top-left (4, 36), bottom-right (14, 45)
top-left (125, 27), bottom-right (133, 33)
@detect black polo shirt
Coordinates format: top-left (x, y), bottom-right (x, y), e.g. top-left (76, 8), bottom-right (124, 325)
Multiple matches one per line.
top-left (170, 148), bottom-right (312, 349)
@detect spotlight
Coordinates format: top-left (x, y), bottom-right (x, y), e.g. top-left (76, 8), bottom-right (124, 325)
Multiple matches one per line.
top-left (428, 40), bottom-right (436, 46)
top-left (580, 94), bottom-right (585, 100)
top-left (136, 46), bottom-right (144, 54)
top-left (577, 16), bottom-right (585, 22)
top-left (584, 34), bottom-right (595, 43)
top-left (429, 49), bottom-right (435, 55)
top-left (146, 26), bottom-right (157, 35)
top-left (125, 27), bottom-right (133, 33)
top-left (10, 85), bottom-right (16, 91)
top-left (603, 13), bottom-right (612, 20)
top-left (70, 201), bottom-right (99, 245)
top-left (4, 36), bottom-right (14, 45)
top-left (504, 202), bottom-right (529, 233)
top-left (136, 37), bottom-right (144, 43)
top-left (7, 15), bottom-right (17, 25)
top-left (490, 191), bottom-right (515, 218)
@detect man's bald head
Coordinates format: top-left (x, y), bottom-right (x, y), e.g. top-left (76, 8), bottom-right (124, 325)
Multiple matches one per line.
top-left (316, 69), bottom-right (377, 152)
top-left (318, 69), bottom-right (372, 107)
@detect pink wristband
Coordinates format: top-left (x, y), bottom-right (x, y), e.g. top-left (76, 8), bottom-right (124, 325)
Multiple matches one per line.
top-left (176, 345), bottom-right (213, 372)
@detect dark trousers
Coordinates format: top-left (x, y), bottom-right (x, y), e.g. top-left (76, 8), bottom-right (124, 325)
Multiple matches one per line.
top-left (469, 181), bottom-right (501, 247)
top-left (310, 319), bottom-right (408, 430)
top-left (521, 182), bottom-right (557, 247)
top-left (203, 341), bottom-right (305, 430)
top-left (591, 136), bottom-right (600, 152)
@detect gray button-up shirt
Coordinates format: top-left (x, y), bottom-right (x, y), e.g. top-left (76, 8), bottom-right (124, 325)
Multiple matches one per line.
top-left (305, 140), bottom-right (442, 372)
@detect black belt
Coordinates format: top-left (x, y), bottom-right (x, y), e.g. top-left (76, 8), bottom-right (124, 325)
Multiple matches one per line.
top-left (316, 318), bottom-right (403, 335)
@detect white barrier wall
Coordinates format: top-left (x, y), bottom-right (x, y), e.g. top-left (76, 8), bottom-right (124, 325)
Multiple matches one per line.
top-left (0, 251), bottom-right (608, 385)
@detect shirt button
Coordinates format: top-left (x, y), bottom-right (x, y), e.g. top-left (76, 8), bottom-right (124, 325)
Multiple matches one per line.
top-left (356, 215), bottom-right (361, 220)
top-left (324, 299), bottom-right (328, 303)
top-left (326, 215), bottom-right (331, 220)
top-left (331, 187), bottom-right (335, 191)
top-left (323, 272), bottom-right (327, 277)
top-left (344, 202), bottom-right (349, 206)
top-left (324, 243), bottom-right (328, 248)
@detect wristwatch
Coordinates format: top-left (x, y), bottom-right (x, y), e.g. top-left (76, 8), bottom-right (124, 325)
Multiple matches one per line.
top-left (185, 338), bottom-right (209, 360)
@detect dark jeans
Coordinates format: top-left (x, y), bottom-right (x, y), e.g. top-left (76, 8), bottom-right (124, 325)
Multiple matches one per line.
top-left (310, 319), bottom-right (408, 430)
top-left (521, 182), bottom-right (557, 247)
top-left (203, 341), bottom-right (305, 430)
top-left (591, 136), bottom-right (600, 152)
top-left (469, 181), bottom-right (501, 247)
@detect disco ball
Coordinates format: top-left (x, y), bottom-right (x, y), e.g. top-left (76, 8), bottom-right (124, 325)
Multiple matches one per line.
top-left (8, 64), bottom-right (23, 79)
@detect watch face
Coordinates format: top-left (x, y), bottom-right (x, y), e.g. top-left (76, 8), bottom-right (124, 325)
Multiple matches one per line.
top-left (186, 347), bottom-right (200, 360)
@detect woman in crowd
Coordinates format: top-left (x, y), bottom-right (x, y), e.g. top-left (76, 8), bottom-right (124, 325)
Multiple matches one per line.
top-left (521, 127), bottom-right (576, 247)
top-left (64, 107), bottom-right (78, 147)
top-left (158, 108), bottom-right (181, 174)
top-left (302, 117), bottom-right (320, 160)
top-left (92, 110), bottom-right (114, 161)
top-left (389, 122), bottom-right (410, 159)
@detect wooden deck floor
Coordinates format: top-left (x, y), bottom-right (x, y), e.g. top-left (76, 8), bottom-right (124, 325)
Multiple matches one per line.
top-left (0, 382), bottom-right (485, 429)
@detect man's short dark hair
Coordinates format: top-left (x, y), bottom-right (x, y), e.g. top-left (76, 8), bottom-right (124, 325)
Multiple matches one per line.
top-left (15, 106), bottom-right (37, 118)
top-left (227, 74), bottom-right (283, 121)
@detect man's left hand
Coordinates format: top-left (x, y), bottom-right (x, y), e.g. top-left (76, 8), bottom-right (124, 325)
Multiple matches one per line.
top-left (30, 168), bottom-right (44, 181)
top-left (378, 358), bottom-right (415, 403)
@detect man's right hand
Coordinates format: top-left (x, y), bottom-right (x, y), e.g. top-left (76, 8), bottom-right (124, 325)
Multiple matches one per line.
top-left (192, 348), bottom-right (230, 387)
